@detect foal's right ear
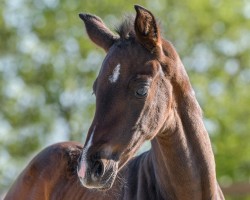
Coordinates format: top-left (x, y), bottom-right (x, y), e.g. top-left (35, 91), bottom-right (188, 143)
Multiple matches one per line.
top-left (79, 13), bottom-right (118, 52)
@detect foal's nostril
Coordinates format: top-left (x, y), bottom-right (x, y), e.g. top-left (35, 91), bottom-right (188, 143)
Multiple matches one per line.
top-left (92, 160), bottom-right (104, 178)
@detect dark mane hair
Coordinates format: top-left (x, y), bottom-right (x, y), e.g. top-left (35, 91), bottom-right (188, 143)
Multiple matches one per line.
top-left (115, 15), bottom-right (136, 40)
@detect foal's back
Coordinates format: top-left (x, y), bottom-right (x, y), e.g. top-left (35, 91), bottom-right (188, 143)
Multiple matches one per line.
top-left (5, 142), bottom-right (102, 200)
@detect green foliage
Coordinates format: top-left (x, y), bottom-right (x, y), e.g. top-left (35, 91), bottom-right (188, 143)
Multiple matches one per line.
top-left (1, 0), bottom-right (250, 198)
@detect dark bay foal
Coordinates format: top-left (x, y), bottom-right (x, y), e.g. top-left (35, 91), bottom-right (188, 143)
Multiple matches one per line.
top-left (5, 5), bottom-right (224, 200)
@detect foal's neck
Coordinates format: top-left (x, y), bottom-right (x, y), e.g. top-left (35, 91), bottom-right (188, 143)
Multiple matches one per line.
top-left (150, 82), bottom-right (218, 199)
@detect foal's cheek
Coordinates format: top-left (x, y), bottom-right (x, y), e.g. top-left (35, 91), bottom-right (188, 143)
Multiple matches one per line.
top-left (151, 94), bottom-right (169, 131)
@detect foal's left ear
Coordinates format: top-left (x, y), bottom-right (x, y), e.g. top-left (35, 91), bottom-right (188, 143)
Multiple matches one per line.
top-left (79, 13), bottom-right (118, 52)
top-left (134, 5), bottom-right (162, 53)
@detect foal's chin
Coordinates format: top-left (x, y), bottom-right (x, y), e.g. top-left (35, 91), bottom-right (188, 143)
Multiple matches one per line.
top-left (80, 172), bottom-right (117, 191)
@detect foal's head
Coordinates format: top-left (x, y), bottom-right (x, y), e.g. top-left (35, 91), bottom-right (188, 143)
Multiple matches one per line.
top-left (77, 5), bottom-right (192, 190)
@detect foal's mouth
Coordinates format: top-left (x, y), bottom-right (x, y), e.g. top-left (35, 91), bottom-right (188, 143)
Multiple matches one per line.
top-left (96, 170), bottom-right (118, 191)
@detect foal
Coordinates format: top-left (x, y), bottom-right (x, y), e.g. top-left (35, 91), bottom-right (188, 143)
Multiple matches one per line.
top-left (5, 5), bottom-right (224, 200)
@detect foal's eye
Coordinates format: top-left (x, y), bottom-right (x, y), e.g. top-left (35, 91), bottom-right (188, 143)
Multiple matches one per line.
top-left (135, 86), bottom-right (149, 98)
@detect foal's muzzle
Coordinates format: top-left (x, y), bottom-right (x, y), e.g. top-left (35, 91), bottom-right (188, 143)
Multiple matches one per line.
top-left (77, 155), bottom-right (117, 190)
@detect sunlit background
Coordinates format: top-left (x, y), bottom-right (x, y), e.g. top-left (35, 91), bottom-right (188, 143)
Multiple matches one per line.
top-left (1, 0), bottom-right (250, 199)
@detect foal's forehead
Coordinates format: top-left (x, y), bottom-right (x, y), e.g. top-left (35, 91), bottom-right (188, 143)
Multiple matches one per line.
top-left (106, 41), bottom-right (145, 64)
top-left (99, 41), bottom-right (155, 78)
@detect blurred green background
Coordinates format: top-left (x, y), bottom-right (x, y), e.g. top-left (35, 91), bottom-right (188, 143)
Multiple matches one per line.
top-left (0, 0), bottom-right (250, 199)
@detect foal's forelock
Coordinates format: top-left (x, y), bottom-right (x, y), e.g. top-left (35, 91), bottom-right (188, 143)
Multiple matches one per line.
top-left (115, 15), bottom-right (136, 40)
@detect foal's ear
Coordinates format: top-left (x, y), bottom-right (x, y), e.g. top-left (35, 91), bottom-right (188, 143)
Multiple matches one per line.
top-left (79, 13), bottom-right (118, 52)
top-left (134, 5), bottom-right (161, 53)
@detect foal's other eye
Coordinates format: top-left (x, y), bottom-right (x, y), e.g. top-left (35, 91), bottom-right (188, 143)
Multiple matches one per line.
top-left (135, 86), bottom-right (149, 98)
